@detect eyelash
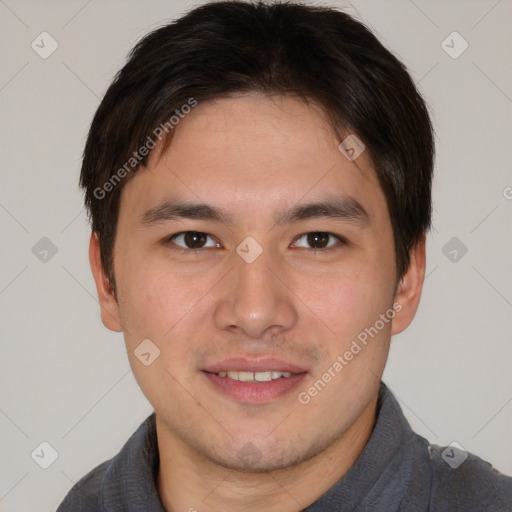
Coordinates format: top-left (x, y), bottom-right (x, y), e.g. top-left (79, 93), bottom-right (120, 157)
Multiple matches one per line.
top-left (164, 231), bottom-right (347, 253)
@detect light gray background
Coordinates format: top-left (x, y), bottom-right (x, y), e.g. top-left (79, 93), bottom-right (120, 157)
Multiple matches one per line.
top-left (1, 1), bottom-right (511, 511)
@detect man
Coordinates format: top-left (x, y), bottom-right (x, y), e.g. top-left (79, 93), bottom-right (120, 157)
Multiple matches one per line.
top-left (57, 1), bottom-right (512, 510)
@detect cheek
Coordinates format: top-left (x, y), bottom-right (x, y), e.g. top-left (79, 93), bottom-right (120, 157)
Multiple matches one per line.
top-left (305, 258), bottom-right (394, 338)
top-left (116, 257), bottom-right (192, 343)
top-left (116, 252), bottom-right (226, 353)
top-left (116, 260), bottom-right (203, 405)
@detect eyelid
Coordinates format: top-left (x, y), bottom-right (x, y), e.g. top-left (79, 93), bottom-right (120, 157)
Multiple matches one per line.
top-left (292, 232), bottom-right (347, 250)
top-left (164, 230), bottom-right (347, 252)
top-left (166, 231), bottom-right (221, 250)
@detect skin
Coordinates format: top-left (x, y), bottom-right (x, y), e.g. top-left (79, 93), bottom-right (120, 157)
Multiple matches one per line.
top-left (90, 92), bottom-right (425, 511)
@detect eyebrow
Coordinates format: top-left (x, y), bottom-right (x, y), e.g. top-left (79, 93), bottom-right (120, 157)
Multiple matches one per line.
top-left (140, 201), bottom-right (231, 226)
top-left (275, 197), bottom-right (369, 226)
top-left (140, 197), bottom-right (369, 227)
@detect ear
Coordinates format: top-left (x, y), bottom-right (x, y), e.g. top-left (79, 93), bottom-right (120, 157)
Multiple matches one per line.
top-left (89, 232), bottom-right (122, 332)
top-left (391, 235), bottom-right (426, 335)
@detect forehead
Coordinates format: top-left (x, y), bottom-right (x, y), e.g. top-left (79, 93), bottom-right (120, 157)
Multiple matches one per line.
top-left (119, 93), bottom-right (386, 224)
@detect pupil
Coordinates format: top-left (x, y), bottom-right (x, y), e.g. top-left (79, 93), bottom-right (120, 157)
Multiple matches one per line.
top-left (307, 232), bottom-right (328, 248)
top-left (185, 231), bottom-right (206, 248)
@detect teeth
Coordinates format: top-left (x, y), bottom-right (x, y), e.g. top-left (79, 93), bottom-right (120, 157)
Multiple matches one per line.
top-left (217, 370), bottom-right (293, 381)
top-left (254, 371), bottom-right (272, 382)
top-left (238, 371), bottom-right (254, 382)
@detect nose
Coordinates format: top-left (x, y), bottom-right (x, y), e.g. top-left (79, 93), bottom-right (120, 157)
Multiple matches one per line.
top-left (213, 247), bottom-right (298, 339)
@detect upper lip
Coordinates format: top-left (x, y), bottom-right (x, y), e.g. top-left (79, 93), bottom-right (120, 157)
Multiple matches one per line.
top-left (203, 357), bottom-right (308, 374)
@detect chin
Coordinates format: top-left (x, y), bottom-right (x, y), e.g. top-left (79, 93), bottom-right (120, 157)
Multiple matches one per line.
top-left (201, 435), bottom-right (330, 474)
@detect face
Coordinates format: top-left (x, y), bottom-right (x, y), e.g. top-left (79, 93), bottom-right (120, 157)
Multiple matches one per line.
top-left (91, 93), bottom-right (424, 472)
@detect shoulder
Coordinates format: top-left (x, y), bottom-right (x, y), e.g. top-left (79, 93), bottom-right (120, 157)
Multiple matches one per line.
top-left (427, 443), bottom-right (512, 511)
top-left (56, 459), bottom-right (111, 512)
top-left (55, 414), bottom-right (159, 511)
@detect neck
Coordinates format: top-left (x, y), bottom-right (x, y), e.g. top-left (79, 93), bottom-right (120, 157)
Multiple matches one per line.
top-left (156, 396), bottom-right (378, 512)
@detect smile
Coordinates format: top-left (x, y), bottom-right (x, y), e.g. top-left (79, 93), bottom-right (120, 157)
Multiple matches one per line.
top-left (215, 370), bottom-right (293, 382)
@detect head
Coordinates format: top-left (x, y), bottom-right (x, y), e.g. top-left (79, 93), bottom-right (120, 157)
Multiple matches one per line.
top-left (85, 1), bottom-right (433, 472)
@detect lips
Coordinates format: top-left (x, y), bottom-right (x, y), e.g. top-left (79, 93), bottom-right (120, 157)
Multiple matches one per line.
top-left (216, 370), bottom-right (292, 382)
top-left (202, 357), bottom-right (308, 403)
top-left (203, 357), bottom-right (307, 375)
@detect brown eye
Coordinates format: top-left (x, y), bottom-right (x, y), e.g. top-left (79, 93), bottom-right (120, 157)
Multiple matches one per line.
top-left (307, 232), bottom-right (330, 249)
top-left (293, 232), bottom-right (342, 250)
top-left (183, 232), bottom-right (207, 248)
top-left (169, 231), bottom-right (217, 249)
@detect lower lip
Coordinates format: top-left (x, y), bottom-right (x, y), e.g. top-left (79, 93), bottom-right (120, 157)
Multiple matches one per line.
top-left (203, 371), bottom-right (307, 403)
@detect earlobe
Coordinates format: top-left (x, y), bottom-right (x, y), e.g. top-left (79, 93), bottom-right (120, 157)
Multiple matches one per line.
top-left (391, 236), bottom-right (426, 336)
top-left (89, 232), bottom-right (123, 332)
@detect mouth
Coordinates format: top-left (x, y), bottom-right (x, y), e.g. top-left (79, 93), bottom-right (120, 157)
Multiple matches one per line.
top-left (202, 358), bottom-right (308, 403)
top-left (210, 370), bottom-right (293, 382)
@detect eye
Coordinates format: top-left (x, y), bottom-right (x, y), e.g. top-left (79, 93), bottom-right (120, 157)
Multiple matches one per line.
top-left (293, 232), bottom-right (344, 250)
top-left (167, 231), bottom-right (220, 250)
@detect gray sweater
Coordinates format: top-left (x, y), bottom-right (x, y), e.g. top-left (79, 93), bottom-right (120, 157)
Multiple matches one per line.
top-left (56, 382), bottom-right (512, 511)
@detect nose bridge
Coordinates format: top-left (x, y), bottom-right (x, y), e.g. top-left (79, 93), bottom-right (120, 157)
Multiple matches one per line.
top-left (236, 248), bottom-right (276, 304)
top-left (213, 242), bottom-right (297, 338)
